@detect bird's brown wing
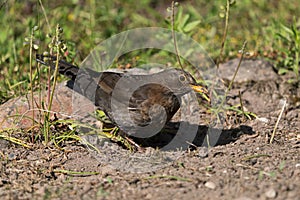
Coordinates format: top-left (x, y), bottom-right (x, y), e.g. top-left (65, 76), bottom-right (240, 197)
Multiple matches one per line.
top-left (128, 84), bottom-right (180, 126)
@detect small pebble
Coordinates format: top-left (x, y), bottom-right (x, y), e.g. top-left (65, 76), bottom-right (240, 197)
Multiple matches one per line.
top-left (265, 188), bottom-right (276, 199)
top-left (8, 153), bottom-right (16, 160)
top-left (257, 117), bottom-right (269, 123)
top-left (204, 181), bottom-right (216, 190)
top-left (198, 147), bottom-right (208, 158)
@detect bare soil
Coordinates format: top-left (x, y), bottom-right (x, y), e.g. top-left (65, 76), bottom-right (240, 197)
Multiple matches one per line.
top-left (0, 59), bottom-right (299, 200)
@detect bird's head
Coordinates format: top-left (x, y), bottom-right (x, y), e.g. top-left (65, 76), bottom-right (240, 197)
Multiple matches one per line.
top-left (156, 68), bottom-right (210, 102)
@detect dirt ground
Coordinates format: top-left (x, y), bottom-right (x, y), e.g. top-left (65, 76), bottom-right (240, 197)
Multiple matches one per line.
top-left (0, 59), bottom-right (299, 200)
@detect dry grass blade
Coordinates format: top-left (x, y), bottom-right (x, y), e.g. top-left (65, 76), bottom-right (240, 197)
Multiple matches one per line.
top-left (270, 99), bottom-right (287, 144)
top-left (0, 129), bottom-right (31, 148)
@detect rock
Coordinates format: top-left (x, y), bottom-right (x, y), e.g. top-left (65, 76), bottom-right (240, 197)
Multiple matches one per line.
top-left (197, 146), bottom-right (208, 158)
top-left (204, 181), bottom-right (216, 190)
top-left (218, 58), bottom-right (278, 83)
top-left (265, 188), bottom-right (277, 199)
top-left (0, 81), bottom-right (94, 129)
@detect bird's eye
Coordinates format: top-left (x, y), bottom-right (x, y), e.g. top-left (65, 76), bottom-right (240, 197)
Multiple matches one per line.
top-left (179, 75), bottom-right (186, 82)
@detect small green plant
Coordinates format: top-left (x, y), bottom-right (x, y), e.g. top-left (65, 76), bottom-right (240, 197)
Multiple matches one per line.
top-left (257, 160), bottom-right (287, 180)
top-left (165, 3), bottom-right (201, 36)
top-left (17, 23), bottom-right (84, 148)
top-left (42, 24), bottom-right (67, 143)
top-left (274, 17), bottom-right (300, 81)
top-left (24, 25), bottom-right (40, 141)
top-left (96, 186), bottom-right (109, 197)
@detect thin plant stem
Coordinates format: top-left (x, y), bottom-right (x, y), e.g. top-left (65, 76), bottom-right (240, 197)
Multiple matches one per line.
top-left (208, 0), bottom-right (232, 131)
top-left (226, 41), bottom-right (247, 95)
top-left (171, 1), bottom-right (184, 71)
top-left (44, 24), bottom-right (62, 143)
top-left (29, 28), bottom-right (35, 142)
top-left (210, 41), bottom-right (247, 139)
top-left (216, 0), bottom-right (230, 69)
top-left (38, 0), bottom-right (51, 32)
top-left (47, 52), bottom-right (60, 112)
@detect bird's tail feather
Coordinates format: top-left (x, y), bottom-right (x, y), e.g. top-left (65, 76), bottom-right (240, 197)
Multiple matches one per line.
top-left (36, 54), bottom-right (79, 81)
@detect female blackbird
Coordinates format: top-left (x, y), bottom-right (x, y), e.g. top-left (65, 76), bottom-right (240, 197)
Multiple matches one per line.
top-left (36, 54), bottom-right (207, 136)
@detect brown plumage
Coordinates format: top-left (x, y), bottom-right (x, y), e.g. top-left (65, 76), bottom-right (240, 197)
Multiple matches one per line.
top-left (36, 54), bottom-right (207, 136)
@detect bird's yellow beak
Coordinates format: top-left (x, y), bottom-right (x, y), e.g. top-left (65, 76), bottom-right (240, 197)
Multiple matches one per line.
top-left (190, 84), bottom-right (210, 102)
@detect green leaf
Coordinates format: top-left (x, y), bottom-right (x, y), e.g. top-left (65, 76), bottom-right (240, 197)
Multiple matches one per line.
top-left (178, 14), bottom-right (190, 31)
top-left (275, 33), bottom-right (290, 43)
top-left (278, 68), bottom-right (289, 75)
top-left (280, 23), bottom-right (294, 36)
top-left (175, 7), bottom-right (183, 29)
top-left (183, 20), bottom-right (201, 32)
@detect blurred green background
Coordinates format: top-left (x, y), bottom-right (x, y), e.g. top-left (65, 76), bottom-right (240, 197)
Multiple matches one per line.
top-left (0, 0), bottom-right (299, 103)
